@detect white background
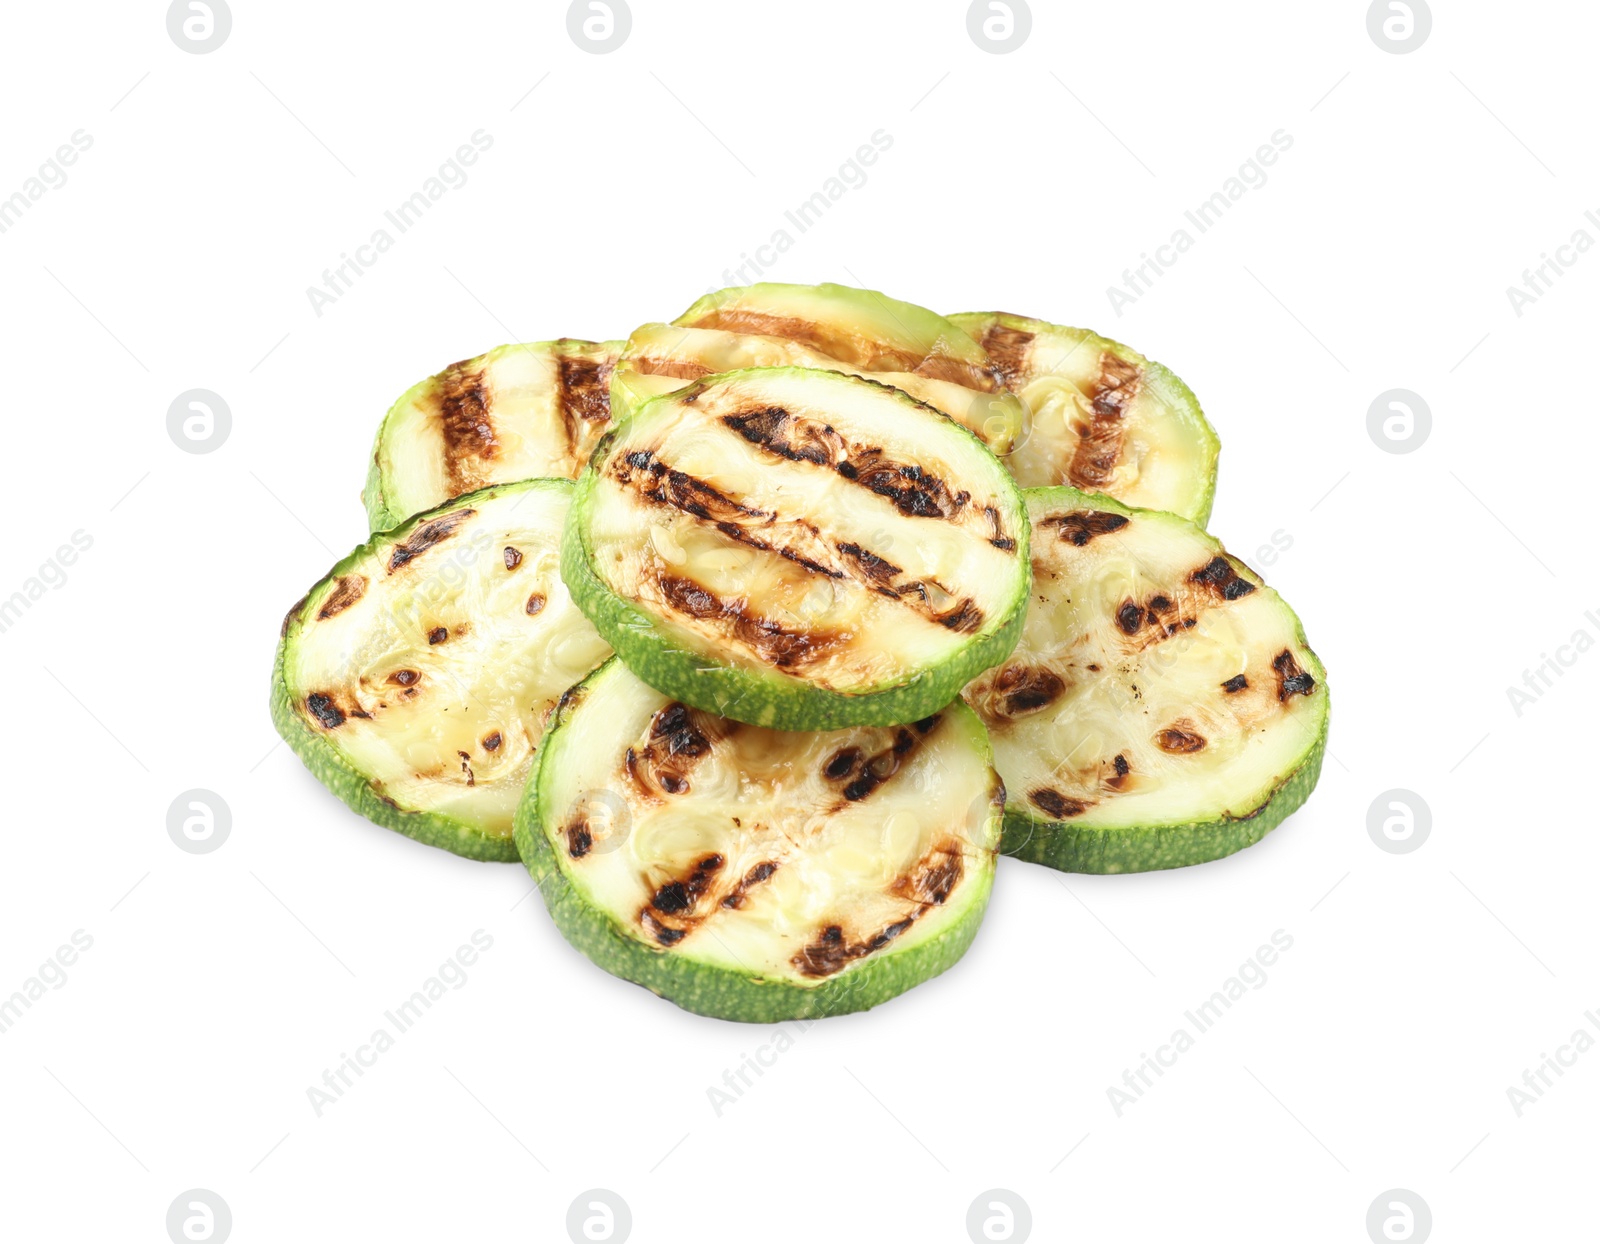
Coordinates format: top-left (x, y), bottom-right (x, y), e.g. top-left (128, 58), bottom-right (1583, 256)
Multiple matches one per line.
top-left (1, 1), bottom-right (1595, 1240)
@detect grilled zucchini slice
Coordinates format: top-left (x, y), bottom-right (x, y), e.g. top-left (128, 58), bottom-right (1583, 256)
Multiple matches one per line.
top-left (515, 657), bottom-right (1003, 1021)
top-left (611, 282), bottom-right (1025, 452)
top-left (964, 487), bottom-right (1326, 873)
top-left (565, 367), bottom-right (1031, 730)
top-left (272, 480), bottom-right (613, 861)
top-left (949, 312), bottom-right (1219, 524)
top-left (363, 339), bottom-right (623, 532)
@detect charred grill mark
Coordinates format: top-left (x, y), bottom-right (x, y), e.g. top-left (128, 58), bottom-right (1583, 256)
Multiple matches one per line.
top-left (317, 574), bottom-right (367, 620)
top-left (991, 664), bottom-right (1066, 718)
top-left (1108, 753), bottom-right (1132, 790)
top-left (657, 572), bottom-right (838, 670)
top-left (640, 910), bottom-right (685, 946)
top-left (436, 367), bottom-right (496, 492)
top-left (623, 439), bottom-right (984, 637)
top-left (720, 860), bottom-right (779, 911)
top-left (1029, 788), bottom-right (1090, 819)
top-left (851, 452), bottom-right (967, 520)
top-left (388, 510), bottom-right (474, 573)
top-left (616, 449), bottom-right (772, 526)
top-left (1044, 510), bottom-right (1131, 547)
top-left (686, 307), bottom-right (924, 373)
top-left (503, 546), bottom-right (523, 571)
top-left (458, 750), bottom-right (476, 786)
top-left (482, 731), bottom-right (502, 752)
top-left (557, 352), bottom-right (613, 424)
top-left (792, 840), bottom-right (965, 978)
top-left (913, 714), bottom-right (941, 734)
top-left (979, 322), bottom-right (1036, 392)
top-left (1190, 555), bottom-right (1257, 601)
top-left (833, 540), bottom-right (982, 632)
top-left (625, 701), bottom-right (727, 799)
top-left (933, 598), bottom-right (985, 633)
top-left (893, 839), bottom-right (965, 905)
top-left (640, 853), bottom-right (725, 945)
top-left (567, 819), bottom-right (593, 859)
top-left (911, 352), bottom-right (1000, 390)
top-left (633, 356), bottom-right (714, 381)
top-left (984, 505), bottom-right (1017, 551)
top-left (823, 747), bottom-right (863, 780)
top-left (722, 406), bottom-right (845, 467)
top-left (388, 669), bottom-right (419, 687)
top-left (1221, 674), bottom-right (1249, 694)
top-left (718, 405), bottom-right (971, 522)
top-left (1273, 649), bottom-right (1317, 700)
top-left (306, 693), bottom-right (346, 729)
top-left (832, 722), bottom-right (921, 799)
top-left (526, 593), bottom-right (546, 616)
top-left (1067, 353), bottom-right (1142, 489)
top-left (836, 541), bottom-right (901, 585)
top-left (794, 924), bottom-right (850, 977)
top-left (1115, 592), bottom-right (1198, 645)
top-left (282, 594), bottom-right (310, 637)
top-left (427, 626), bottom-right (448, 645)
top-left (1156, 726), bottom-right (1207, 754)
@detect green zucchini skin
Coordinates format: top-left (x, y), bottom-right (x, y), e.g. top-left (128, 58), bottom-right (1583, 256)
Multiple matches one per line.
top-left (270, 639), bottom-right (519, 862)
top-left (513, 659), bottom-right (1004, 1021)
top-left (362, 338), bottom-right (625, 533)
top-left (949, 311), bottom-right (1220, 526)
top-left (272, 479), bottom-right (609, 863)
top-left (999, 713), bottom-right (1327, 873)
top-left (563, 367), bottom-right (1032, 731)
top-left (967, 485), bottom-right (1328, 874)
top-left (561, 501), bottom-right (1028, 731)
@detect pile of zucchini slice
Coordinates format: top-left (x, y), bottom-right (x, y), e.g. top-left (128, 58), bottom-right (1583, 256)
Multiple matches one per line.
top-left (271, 281), bottom-right (1327, 1021)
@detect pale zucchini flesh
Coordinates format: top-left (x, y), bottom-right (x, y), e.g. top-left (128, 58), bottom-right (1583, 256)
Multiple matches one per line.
top-left (949, 312), bottom-right (1220, 525)
top-left (516, 657), bottom-right (1003, 1020)
top-left (566, 366), bottom-right (1031, 729)
top-left (964, 487), bottom-right (1327, 873)
top-left (611, 283), bottom-right (1026, 452)
top-left (272, 481), bottom-right (613, 860)
top-left (364, 339), bottom-right (623, 532)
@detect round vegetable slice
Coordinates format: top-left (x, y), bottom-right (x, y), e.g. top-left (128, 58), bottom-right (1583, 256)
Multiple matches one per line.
top-left (272, 480), bottom-right (613, 861)
top-left (949, 312), bottom-right (1220, 525)
top-left (566, 366), bottom-right (1031, 730)
top-left (964, 487), bottom-right (1327, 874)
top-left (515, 657), bottom-right (1003, 1021)
top-left (363, 339), bottom-right (622, 532)
top-left (611, 282), bottom-right (1025, 452)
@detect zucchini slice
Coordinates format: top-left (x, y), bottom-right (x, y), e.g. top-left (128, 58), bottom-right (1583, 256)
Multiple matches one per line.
top-left (566, 366), bottom-right (1031, 730)
top-left (363, 339), bottom-right (623, 532)
top-left (611, 282), bottom-right (1026, 452)
top-left (515, 657), bottom-right (1003, 1021)
top-left (949, 312), bottom-right (1220, 525)
top-left (271, 480), bottom-right (613, 861)
top-left (964, 487), bottom-right (1327, 873)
